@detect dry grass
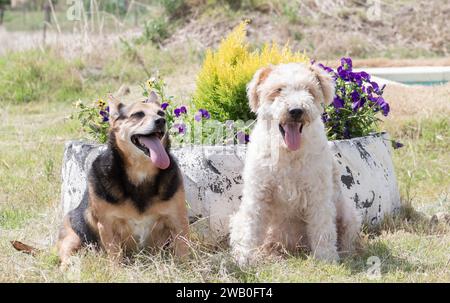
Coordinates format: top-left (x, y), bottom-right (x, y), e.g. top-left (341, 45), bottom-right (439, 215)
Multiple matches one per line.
top-left (383, 82), bottom-right (450, 121)
top-left (165, 0), bottom-right (450, 59)
top-left (1, 61), bottom-right (449, 282)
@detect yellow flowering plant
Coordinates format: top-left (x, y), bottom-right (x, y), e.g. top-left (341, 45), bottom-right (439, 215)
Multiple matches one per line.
top-left (193, 21), bottom-right (309, 122)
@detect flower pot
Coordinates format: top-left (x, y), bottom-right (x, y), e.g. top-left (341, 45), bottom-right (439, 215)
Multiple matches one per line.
top-left (61, 132), bottom-right (400, 242)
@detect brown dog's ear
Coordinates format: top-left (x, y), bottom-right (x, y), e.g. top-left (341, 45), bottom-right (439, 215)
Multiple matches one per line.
top-left (247, 66), bottom-right (273, 112)
top-left (310, 63), bottom-right (335, 106)
top-left (108, 95), bottom-right (125, 122)
top-left (144, 91), bottom-right (160, 105)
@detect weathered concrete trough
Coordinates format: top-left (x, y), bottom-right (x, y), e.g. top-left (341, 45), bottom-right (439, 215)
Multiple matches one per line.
top-left (61, 132), bottom-right (401, 241)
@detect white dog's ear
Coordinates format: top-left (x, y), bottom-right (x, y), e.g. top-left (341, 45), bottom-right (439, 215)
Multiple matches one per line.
top-left (247, 66), bottom-right (273, 112)
top-left (310, 63), bottom-right (335, 106)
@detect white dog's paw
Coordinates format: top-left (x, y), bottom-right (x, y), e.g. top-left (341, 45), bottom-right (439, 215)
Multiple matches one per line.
top-left (232, 247), bottom-right (257, 267)
top-left (314, 248), bottom-right (340, 263)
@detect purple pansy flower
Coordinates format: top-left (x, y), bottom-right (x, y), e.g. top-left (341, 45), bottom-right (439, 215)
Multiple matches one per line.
top-left (195, 109), bottom-right (211, 121)
top-left (351, 91), bottom-right (360, 102)
top-left (371, 96), bottom-right (390, 116)
top-left (237, 131), bottom-right (250, 144)
top-left (173, 123), bottom-right (186, 134)
top-left (341, 57), bottom-right (353, 70)
top-left (359, 71), bottom-right (370, 81)
top-left (379, 101), bottom-right (390, 116)
top-left (337, 66), bottom-right (349, 80)
top-left (161, 103), bottom-right (169, 110)
top-left (315, 57), bottom-right (393, 140)
top-left (318, 63), bottom-right (334, 74)
top-left (200, 109), bottom-right (210, 119)
top-left (370, 81), bottom-right (380, 94)
top-left (333, 96), bottom-right (344, 109)
top-left (352, 99), bottom-right (366, 111)
top-left (174, 105), bottom-right (187, 117)
top-left (351, 72), bottom-right (362, 85)
top-left (100, 106), bottom-right (109, 122)
top-left (392, 141), bottom-right (404, 149)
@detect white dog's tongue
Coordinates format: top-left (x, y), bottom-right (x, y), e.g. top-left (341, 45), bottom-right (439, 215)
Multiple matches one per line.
top-left (283, 122), bottom-right (301, 151)
top-left (138, 136), bottom-right (170, 169)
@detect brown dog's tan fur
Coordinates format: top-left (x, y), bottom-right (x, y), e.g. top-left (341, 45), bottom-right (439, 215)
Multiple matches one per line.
top-left (57, 96), bottom-right (189, 267)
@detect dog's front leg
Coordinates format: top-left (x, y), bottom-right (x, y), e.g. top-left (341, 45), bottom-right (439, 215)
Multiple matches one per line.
top-left (305, 197), bottom-right (339, 263)
top-left (165, 209), bottom-right (190, 259)
top-left (229, 188), bottom-right (272, 267)
top-left (97, 220), bottom-right (122, 261)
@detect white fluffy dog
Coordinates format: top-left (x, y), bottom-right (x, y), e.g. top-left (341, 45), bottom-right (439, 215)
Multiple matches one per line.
top-left (229, 62), bottom-right (361, 266)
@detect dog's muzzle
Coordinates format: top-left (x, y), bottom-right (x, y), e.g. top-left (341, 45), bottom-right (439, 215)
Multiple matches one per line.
top-left (279, 108), bottom-right (304, 151)
top-left (130, 120), bottom-right (170, 169)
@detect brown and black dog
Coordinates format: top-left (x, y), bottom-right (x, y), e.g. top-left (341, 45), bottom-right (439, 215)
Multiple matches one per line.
top-left (57, 94), bottom-right (189, 266)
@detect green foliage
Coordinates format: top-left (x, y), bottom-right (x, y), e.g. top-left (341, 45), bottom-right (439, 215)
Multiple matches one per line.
top-left (0, 208), bottom-right (32, 229)
top-left (158, 0), bottom-right (188, 19)
top-left (96, 0), bottom-right (129, 16)
top-left (224, 0), bottom-right (242, 10)
top-left (144, 76), bottom-right (176, 126)
top-left (193, 21), bottom-right (309, 122)
top-left (136, 16), bottom-right (170, 45)
top-left (281, 1), bottom-right (301, 24)
top-left (0, 0), bottom-right (11, 7)
top-left (72, 99), bottom-right (110, 144)
top-left (0, 49), bottom-right (82, 104)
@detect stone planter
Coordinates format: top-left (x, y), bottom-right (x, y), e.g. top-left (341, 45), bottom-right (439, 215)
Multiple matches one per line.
top-left (61, 132), bottom-right (401, 242)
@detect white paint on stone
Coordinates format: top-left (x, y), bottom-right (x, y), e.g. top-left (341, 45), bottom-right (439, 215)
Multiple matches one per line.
top-left (60, 133), bottom-right (400, 241)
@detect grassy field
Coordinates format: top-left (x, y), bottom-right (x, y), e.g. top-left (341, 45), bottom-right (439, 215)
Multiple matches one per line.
top-left (0, 50), bottom-right (449, 282)
top-left (0, 0), bottom-right (449, 283)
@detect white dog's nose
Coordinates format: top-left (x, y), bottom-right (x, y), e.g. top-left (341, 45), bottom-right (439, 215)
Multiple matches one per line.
top-left (289, 108), bottom-right (303, 119)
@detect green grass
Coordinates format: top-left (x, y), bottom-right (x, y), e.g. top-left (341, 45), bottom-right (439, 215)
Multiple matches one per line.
top-left (0, 49), bottom-right (83, 104)
top-left (1, 96), bottom-right (448, 282)
top-left (1, 9), bottom-right (161, 33)
top-left (386, 116), bottom-right (449, 215)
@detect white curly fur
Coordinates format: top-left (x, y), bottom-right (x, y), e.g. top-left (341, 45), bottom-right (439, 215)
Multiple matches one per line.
top-left (229, 63), bottom-right (361, 266)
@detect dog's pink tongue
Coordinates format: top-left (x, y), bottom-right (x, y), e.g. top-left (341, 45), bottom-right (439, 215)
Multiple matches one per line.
top-left (138, 136), bottom-right (170, 169)
top-left (283, 123), bottom-right (301, 151)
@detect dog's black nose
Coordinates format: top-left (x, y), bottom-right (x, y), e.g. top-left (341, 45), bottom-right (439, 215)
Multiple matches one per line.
top-left (155, 117), bottom-right (166, 126)
top-left (289, 108), bottom-right (304, 119)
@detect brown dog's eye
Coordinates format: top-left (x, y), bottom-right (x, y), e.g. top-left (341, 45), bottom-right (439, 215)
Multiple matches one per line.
top-left (131, 111), bottom-right (145, 119)
top-left (157, 110), bottom-right (165, 117)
